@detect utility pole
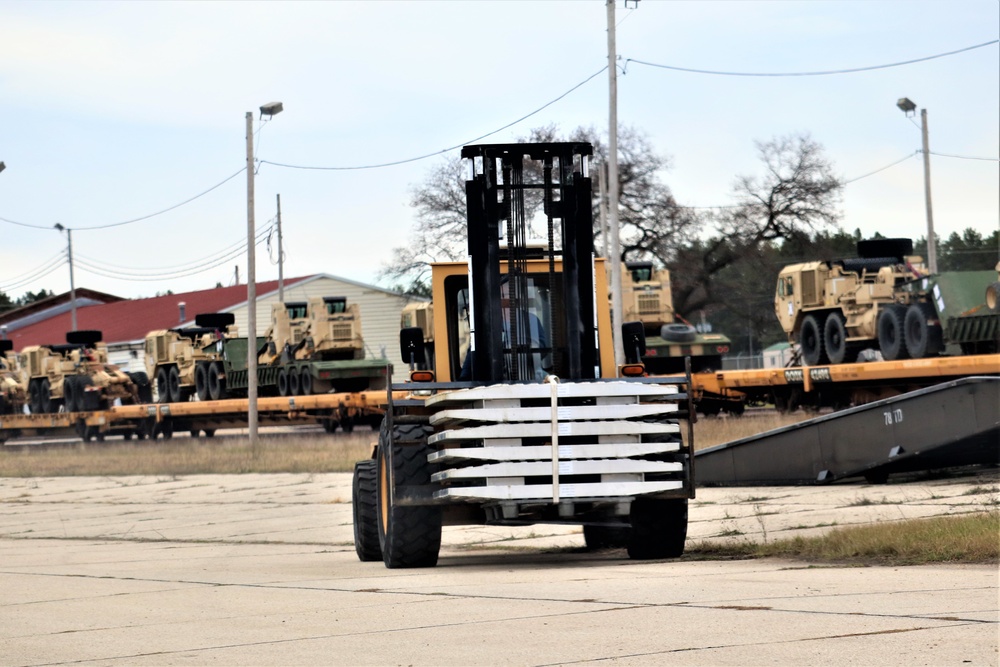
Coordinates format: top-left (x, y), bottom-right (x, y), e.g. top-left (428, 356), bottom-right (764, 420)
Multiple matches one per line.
top-left (606, 0), bottom-right (625, 367)
top-left (245, 111), bottom-right (259, 447)
top-left (54, 223), bottom-right (77, 331)
top-left (276, 193), bottom-right (284, 303)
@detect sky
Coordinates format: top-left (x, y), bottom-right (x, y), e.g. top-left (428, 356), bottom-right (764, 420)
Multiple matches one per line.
top-left (1, 0), bottom-right (997, 301)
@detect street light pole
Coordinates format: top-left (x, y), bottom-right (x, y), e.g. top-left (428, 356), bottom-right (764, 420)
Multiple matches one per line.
top-left (897, 98), bottom-right (937, 274)
top-left (54, 223), bottom-right (77, 331)
top-left (245, 111), bottom-right (259, 447)
top-left (606, 0), bottom-right (625, 368)
top-left (245, 102), bottom-right (283, 448)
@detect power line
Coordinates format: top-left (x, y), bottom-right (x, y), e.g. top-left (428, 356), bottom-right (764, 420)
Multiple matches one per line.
top-left (0, 167), bottom-right (247, 232)
top-left (623, 39), bottom-right (998, 77)
top-left (75, 227), bottom-right (269, 274)
top-left (844, 152), bottom-right (919, 184)
top-left (0, 253), bottom-right (66, 292)
top-left (929, 151), bottom-right (1000, 162)
top-left (74, 227), bottom-right (272, 280)
top-left (74, 234), bottom-right (269, 283)
top-left (259, 66), bottom-right (609, 172)
top-left (0, 250), bottom-right (66, 287)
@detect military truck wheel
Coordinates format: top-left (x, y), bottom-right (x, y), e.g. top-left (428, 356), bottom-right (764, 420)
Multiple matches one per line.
top-left (127, 372), bottom-right (152, 404)
top-left (987, 282), bottom-right (1000, 313)
top-left (195, 364), bottom-right (210, 401)
top-left (627, 497), bottom-right (688, 560)
top-left (300, 370), bottom-right (314, 395)
top-left (877, 305), bottom-right (909, 361)
top-left (277, 369), bottom-right (290, 396)
top-left (288, 369), bottom-right (301, 396)
top-left (168, 366), bottom-right (182, 403)
top-left (63, 377), bottom-right (78, 413)
top-left (156, 368), bottom-right (170, 403)
top-left (28, 379), bottom-right (40, 414)
top-left (208, 363), bottom-right (225, 401)
top-left (823, 312), bottom-right (851, 364)
top-left (799, 314), bottom-right (826, 366)
top-left (583, 524), bottom-right (630, 550)
top-left (377, 420), bottom-right (441, 568)
top-left (39, 379), bottom-right (52, 414)
top-left (353, 459), bottom-right (382, 562)
top-left (904, 302), bottom-right (942, 359)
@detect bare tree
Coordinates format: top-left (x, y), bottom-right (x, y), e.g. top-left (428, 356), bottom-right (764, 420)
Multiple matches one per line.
top-left (379, 124), bottom-right (684, 290)
top-left (670, 134), bottom-right (842, 317)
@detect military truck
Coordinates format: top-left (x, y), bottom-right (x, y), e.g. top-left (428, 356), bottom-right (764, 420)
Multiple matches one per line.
top-left (352, 143), bottom-right (693, 569)
top-left (203, 296), bottom-right (389, 400)
top-left (622, 261), bottom-right (731, 374)
top-left (775, 238), bottom-right (1000, 365)
top-left (144, 313), bottom-right (236, 403)
top-left (21, 330), bottom-right (151, 414)
top-left (0, 340), bottom-right (27, 415)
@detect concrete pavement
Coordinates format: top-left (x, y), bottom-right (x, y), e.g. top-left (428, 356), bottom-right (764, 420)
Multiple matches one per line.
top-left (1, 470), bottom-right (997, 666)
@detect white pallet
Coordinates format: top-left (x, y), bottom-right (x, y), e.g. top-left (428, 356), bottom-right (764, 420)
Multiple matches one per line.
top-left (429, 402), bottom-right (677, 426)
top-left (431, 459), bottom-right (682, 482)
top-left (433, 480), bottom-right (684, 501)
top-left (428, 441), bottom-right (680, 463)
top-left (426, 381), bottom-right (681, 407)
top-left (428, 419), bottom-right (679, 444)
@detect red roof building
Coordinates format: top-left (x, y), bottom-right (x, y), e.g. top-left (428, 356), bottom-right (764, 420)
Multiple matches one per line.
top-left (4, 278), bottom-right (308, 349)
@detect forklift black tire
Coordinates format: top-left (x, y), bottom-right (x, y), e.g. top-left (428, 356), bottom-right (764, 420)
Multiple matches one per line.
top-left (627, 497), bottom-right (688, 560)
top-left (353, 459), bottom-right (382, 562)
top-left (583, 524), bottom-right (630, 550)
top-left (377, 420), bottom-right (441, 568)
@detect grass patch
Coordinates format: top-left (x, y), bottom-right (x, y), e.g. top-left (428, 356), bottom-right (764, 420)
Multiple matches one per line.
top-left (689, 412), bottom-right (813, 451)
top-left (689, 511), bottom-right (1000, 565)
top-left (0, 431), bottom-right (375, 477)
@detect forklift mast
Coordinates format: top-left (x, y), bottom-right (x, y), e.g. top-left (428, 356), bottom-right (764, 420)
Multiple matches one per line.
top-left (460, 142), bottom-right (596, 384)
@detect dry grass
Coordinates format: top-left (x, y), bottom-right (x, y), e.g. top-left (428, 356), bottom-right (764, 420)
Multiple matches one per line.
top-left (690, 511), bottom-right (1000, 565)
top-left (0, 430), bottom-right (376, 477)
top-left (690, 410), bottom-right (814, 451)
top-left (0, 412), bottom-right (804, 477)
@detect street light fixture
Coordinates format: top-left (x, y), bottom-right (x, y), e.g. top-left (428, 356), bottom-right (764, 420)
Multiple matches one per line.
top-left (54, 223), bottom-right (77, 331)
top-left (246, 101), bottom-right (283, 447)
top-left (896, 97), bottom-right (937, 274)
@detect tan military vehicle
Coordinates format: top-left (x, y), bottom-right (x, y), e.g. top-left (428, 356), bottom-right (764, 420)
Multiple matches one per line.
top-left (621, 261), bottom-right (732, 374)
top-left (21, 330), bottom-right (150, 414)
top-left (775, 238), bottom-right (999, 365)
top-left (251, 296), bottom-right (387, 397)
top-left (144, 313), bottom-right (236, 402)
top-left (0, 340), bottom-right (27, 415)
